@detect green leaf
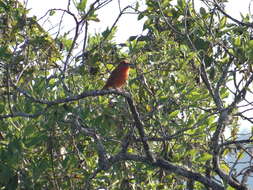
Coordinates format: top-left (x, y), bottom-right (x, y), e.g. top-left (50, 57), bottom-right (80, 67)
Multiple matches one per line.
top-left (62, 38), bottom-right (73, 51)
top-left (77, 0), bottom-right (87, 11)
top-left (209, 66), bottom-right (215, 80)
top-left (0, 103), bottom-right (5, 113)
top-left (177, 0), bottom-right (186, 8)
top-left (49, 10), bottom-right (55, 16)
top-left (87, 14), bottom-right (100, 22)
top-left (220, 87), bottom-right (229, 99)
top-left (135, 2), bottom-right (140, 10)
top-left (199, 7), bottom-right (206, 16)
top-left (180, 44), bottom-right (188, 52)
top-left (248, 40), bottom-right (253, 48)
top-left (24, 100), bottom-right (32, 113)
top-left (101, 27), bottom-right (116, 40)
top-left (234, 36), bottom-right (241, 46)
top-left (23, 126), bottom-right (35, 137)
top-left (129, 35), bottom-right (137, 41)
top-left (0, 164), bottom-right (13, 184)
top-left (194, 38), bottom-right (210, 51)
top-left (0, 46), bottom-right (11, 59)
top-left (138, 12), bottom-right (145, 20)
top-left (220, 16), bottom-right (227, 28)
top-left (0, 1), bottom-right (8, 10)
top-left (169, 110), bottom-right (179, 118)
top-left (196, 153), bottom-right (212, 162)
top-left (137, 36), bottom-right (150, 41)
top-left (187, 149), bottom-right (198, 158)
top-left (221, 163), bottom-right (230, 173)
top-left (25, 133), bottom-right (47, 147)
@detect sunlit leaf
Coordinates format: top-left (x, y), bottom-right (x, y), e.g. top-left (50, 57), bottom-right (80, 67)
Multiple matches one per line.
top-left (169, 110), bottom-right (179, 118)
top-left (220, 16), bottom-right (227, 28)
top-left (77, 0), bottom-right (87, 11)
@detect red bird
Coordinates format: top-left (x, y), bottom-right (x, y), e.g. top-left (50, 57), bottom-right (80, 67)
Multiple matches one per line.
top-left (102, 60), bottom-right (132, 90)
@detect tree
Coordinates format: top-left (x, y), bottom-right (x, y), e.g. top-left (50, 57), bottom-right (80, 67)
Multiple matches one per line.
top-left (0, 0), bottom-right (253, 189)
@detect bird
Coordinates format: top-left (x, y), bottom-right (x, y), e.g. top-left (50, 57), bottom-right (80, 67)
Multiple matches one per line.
top-left (102, 60), bottom-right (132, 90)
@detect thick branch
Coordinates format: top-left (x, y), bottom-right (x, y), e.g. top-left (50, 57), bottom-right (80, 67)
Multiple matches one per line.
top-left (211, 110), bottom-right (249, 189)
top-left (108, 153), bottom-right (225, 190)
top-left (0, 106), bottom-right (50, 119)
top-left (200, 62), bottom-right (223, 109)
top-left (12, 86), bottom-right (130, 105)
top-left (0, 88), bottom-right (131, 119)
top-left (72, 116), bottom-right (110, 169)
top-left (125, 97), bottom-right (154, 162)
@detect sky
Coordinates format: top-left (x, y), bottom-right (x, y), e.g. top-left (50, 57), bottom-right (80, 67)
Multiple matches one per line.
top-left (26, 0), bottom-right (146, 43)
top-left (25, 0), bottom-right (252, 43)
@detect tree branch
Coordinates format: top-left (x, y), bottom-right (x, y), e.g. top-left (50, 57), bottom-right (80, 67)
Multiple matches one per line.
top-left (230, 73), bottom-right (253, 109)
top-left (107, 153), bottom-right (225, 190)
top-left (214, 1), bottom-right (253, 28)
top-left (125, 97), bottom-right (154, 162)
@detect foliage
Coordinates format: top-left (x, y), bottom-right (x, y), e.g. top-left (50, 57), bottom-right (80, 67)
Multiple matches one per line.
top-left (0, 0), bottom-right (253, 189)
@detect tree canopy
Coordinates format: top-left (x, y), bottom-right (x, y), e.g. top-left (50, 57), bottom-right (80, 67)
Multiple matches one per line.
top-left (0, 0), bottom-right (253, 189)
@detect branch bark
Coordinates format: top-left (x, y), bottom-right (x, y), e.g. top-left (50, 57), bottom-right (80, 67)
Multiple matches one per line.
top-left (107, 153), bottom-right (225, 190)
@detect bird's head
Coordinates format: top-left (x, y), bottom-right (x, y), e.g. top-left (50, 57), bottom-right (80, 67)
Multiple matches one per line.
top-left (118, 60), bottom-right (134, 69)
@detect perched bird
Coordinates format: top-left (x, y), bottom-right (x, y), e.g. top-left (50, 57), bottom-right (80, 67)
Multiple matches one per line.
top-left (102, 60), bottom-right (132, 90)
